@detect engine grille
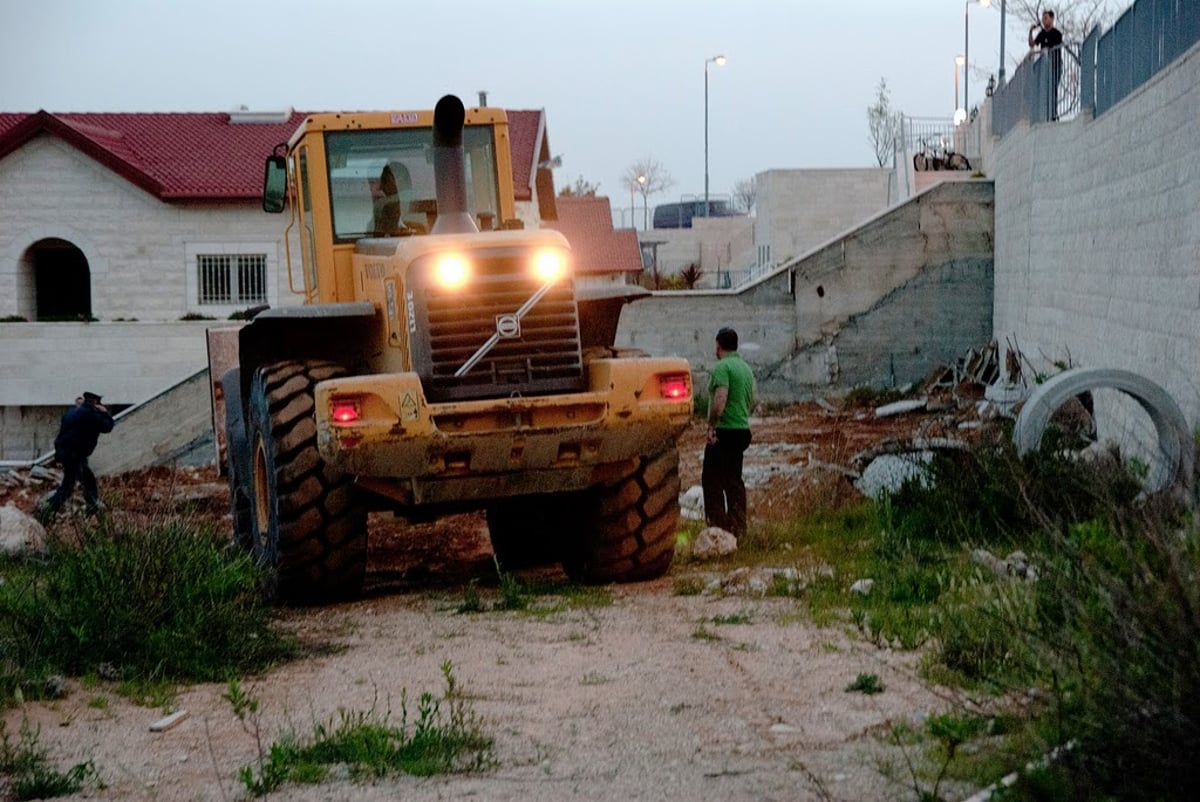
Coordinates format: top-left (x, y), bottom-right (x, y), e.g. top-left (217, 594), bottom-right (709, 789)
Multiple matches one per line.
top-left (410, 251), bottom-right (585, 401)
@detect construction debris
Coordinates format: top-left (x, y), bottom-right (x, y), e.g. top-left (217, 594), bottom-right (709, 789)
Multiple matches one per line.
top-left (149, 710), bottom-right (189, 733)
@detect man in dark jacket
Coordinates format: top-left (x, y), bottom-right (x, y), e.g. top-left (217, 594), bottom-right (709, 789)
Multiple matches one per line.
top-left (38, 391), bottom-right (114, 521)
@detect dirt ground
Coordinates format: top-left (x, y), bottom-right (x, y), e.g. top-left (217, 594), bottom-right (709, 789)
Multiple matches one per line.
top-left (1, 403), bottom-right (986, 802)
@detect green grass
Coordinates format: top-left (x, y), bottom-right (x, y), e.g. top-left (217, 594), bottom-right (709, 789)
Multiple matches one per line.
top-left (0, 517), bottom-right (294, 708)
top-left (845, 673), bottom-right (885, 695)
top-left (230, 661), bottom-right (493, 796)
top-left (1, 718), bottom-right (99, 800)
top-left (815, 434), bottom-right (1200, 799)
top-left (455, 572), bottom-right (613, 618)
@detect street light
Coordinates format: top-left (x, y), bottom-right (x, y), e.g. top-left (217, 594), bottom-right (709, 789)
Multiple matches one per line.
top-left (998, 0), bottom-right (1007, 85)
top-left (704, 54), bottom-right (726, 219)
top-left (954, 55), bottom-right (967, 123)
top-left (637, 174), bottom-right (647, 231)
top-left (965, 0), bottom-right (992, 115)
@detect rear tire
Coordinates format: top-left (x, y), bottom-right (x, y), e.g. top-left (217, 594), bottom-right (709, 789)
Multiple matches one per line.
top-left (562, 448), bottom-right (681, 583)
top-left (222, 368), bottom-right (253, 550)
top-left (248, 360), bottom-right (367, 603)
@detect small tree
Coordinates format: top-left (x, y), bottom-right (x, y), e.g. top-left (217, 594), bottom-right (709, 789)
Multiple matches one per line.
top-left (559, 175), bottom-right (600, 197)
top-left (623, 157), bottom-right (674, 230)
top-left (732, 176), bottom-right (757, 214)
top-left (677, 263), bottom-right (703, 289)
top-left (866, 78), bottom-right (899, 168)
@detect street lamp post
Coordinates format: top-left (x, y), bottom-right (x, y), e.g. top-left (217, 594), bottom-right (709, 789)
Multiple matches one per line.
top-left (704, 54), bottom-right (726, 219)
top-left (955, 56), bottom-right (965, 119)
top-left (964, 0), bottom-right (993, 115)
top-left (998, 0), bottom-right (1007, 85)
top-left (637, 174), bottom-right (647, 230)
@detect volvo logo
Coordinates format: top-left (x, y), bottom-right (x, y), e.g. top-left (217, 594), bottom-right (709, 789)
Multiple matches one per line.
top-left (495, 313), bottom-right (521, 339)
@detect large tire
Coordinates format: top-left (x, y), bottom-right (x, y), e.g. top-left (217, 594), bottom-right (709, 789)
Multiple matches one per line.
top-left (222, 368), bottom-right (253, 550)
top-left (562, 448), bottom-right (681, 583)
top-left (248, 360), bottom-right (367, 603)
top-left (486, 495), bottom-right (573, 571)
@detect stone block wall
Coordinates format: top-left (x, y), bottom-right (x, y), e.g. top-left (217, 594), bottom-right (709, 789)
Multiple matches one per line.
top-left (755, 168), bottom-right (894, 266)
top-left (991, 41), bottom-right (1200, 429)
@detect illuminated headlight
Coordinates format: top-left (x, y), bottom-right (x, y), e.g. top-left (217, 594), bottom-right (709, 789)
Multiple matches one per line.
top-left (532, 249), bottom-right (568, 283)
top-left (434, 255), bottom-right (470, 289)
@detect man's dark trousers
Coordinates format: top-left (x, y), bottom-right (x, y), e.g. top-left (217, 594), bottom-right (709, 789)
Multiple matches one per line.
top-left (702, 428), bottom-right (752, 538)
top-left (46, 451), bottom-right (101, 515)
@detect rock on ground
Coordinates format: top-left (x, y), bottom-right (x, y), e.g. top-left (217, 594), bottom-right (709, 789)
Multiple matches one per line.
top-left (692, 526), bottom-right (738, 559)
top-left (854, 453), bottom-right (933, 499)
top-left (0, 503), bottom-right (46, 556)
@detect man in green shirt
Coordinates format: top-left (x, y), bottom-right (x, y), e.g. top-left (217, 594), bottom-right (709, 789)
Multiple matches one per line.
top-left (703, 327), bottom-right (755, 538)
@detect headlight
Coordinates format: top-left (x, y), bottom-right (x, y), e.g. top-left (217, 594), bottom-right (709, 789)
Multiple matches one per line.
top-left (532, 249), bottom-right (567, 284)
top-left (434, 255), bottom-right (470, 289)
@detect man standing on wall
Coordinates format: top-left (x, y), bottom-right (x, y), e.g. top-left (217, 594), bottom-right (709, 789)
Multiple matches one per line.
top-left (1029, 9), bottom-right (1064, 121)
top-left (37, 391), bottom-right (114, 522)
top-left (703, 327), bottom-right (755, 539)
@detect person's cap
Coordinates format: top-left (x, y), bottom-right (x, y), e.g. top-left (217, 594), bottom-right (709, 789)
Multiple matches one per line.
top-left (82, 391), bottom-right (103, 404)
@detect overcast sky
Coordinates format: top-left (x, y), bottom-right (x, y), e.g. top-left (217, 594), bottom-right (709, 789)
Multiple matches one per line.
top-left (3, 0), bottom-right (1030, 210)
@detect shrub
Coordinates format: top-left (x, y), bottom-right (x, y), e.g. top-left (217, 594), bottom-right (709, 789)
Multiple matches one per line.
top-left (1012, 510), bottom-right (1200, 799)
top-left (0, 519), bottom-right (291, 701)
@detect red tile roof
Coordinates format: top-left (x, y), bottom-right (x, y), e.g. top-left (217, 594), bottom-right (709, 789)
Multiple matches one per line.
top-left (545, 196), bottom-right (643, 275)
top-left (0, 108), bottom-right (547, 203)
top-left (506, 109), bottom-right (542, 203)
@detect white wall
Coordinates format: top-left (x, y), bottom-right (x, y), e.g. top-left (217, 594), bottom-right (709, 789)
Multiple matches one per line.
top-left (636, 216), bottom-right (755, 287)
top-left (991, 41), bottom-right (1200, 430)
top-left (755, 168), bottom-right (893, 268)
top-left (0, 322), bottom-right (216, 406)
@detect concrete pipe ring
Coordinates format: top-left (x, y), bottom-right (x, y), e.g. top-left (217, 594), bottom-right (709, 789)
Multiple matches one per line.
top-left (1013, 367), bottom-right (1194, 501)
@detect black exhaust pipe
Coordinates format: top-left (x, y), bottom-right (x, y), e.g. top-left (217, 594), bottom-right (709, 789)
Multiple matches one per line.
top-left (431, 94), bottom-right (479, 235)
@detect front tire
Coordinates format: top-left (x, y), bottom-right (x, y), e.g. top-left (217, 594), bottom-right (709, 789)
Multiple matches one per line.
top-left (248, 360), bottom-right (367, 603)
top-left (562, 448), bottom-right (681, 583)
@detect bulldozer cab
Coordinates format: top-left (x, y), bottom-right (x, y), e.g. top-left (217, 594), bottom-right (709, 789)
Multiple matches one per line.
top-left (264, 108), bottom-right (518, 304)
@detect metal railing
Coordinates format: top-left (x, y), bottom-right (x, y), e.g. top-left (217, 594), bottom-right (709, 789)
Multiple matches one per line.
top-left (1088, 0), bottom-right (1200, 116)
top-left (901, 116), bottom-right (982, 163)
top-left (993, 44), bottom-right (1081, 136)
top-left (995, 0), bottom-right (1200, 136)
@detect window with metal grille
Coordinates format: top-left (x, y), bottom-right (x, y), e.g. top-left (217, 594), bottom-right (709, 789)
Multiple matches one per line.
top-left (196, 254), bottom-right (268, 305)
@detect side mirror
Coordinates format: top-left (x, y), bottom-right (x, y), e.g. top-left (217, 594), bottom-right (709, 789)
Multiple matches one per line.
top-left (262, 154), bottom-right (287, 213)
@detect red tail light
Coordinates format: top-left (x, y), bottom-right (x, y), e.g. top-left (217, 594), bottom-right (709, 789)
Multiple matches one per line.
top-left (658, 374), bottom-right (691, 401)
top-left (330, 397), bottom-right (361, 424)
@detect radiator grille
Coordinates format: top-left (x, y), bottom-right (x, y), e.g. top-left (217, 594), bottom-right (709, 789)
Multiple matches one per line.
top-left (411, 253), bottom-right (585, 401)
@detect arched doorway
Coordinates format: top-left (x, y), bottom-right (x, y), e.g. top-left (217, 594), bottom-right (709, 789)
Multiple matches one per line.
top-left (22, 238), bottom-right (92, 321)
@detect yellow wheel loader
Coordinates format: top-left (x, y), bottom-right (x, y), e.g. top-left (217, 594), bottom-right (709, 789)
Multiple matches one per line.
top-left (216, 95), bottom-right (692, 603)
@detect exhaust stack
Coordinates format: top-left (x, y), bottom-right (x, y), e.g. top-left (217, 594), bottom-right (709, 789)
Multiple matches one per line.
top-left (431, 95), bottom-right (479, 235)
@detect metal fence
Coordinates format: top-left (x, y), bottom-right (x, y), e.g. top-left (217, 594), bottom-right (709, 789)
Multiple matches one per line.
top-left (992, 44), bottom-right (1082, 136)
top-left (901, 115), bottom-right (982, 163)
top-left (1087, 0), bottom-right (1200, 116)
top-left (994, 0), bottom-right (1200, 136)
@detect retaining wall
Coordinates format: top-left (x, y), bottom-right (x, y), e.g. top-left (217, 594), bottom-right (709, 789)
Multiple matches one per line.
top-left (618, 180), bottom-right (995, 399)
top-left (991, 40), bottom-right (1200, 430)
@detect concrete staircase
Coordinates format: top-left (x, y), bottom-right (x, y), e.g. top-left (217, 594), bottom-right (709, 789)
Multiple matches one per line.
top-left (616, 179), bottom-right (996, 400)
